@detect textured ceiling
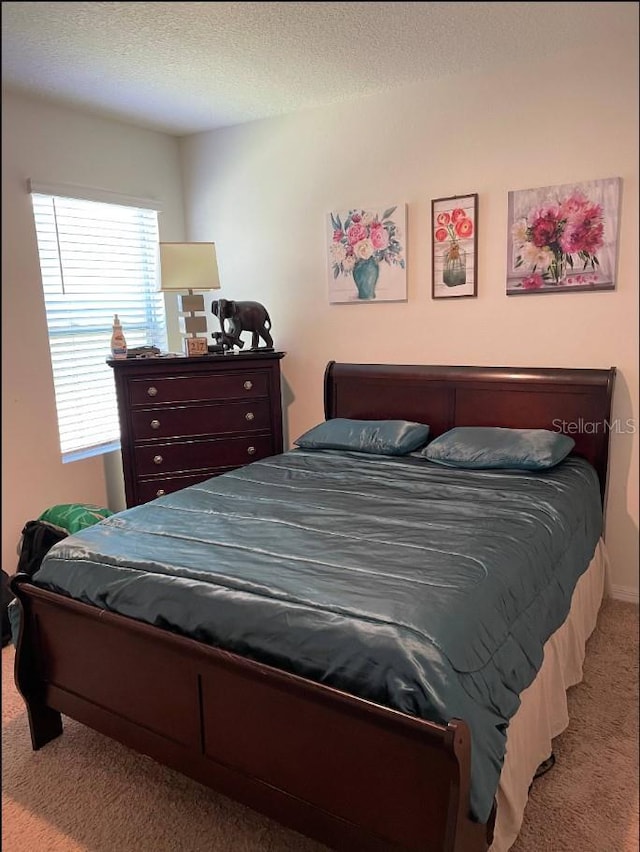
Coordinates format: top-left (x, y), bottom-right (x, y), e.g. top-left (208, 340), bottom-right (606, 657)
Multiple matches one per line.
top-left (1, 2), bottom-right (637, 136)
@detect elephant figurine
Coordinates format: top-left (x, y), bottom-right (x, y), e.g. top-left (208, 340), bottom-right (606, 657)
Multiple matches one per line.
top-left (211, 299), bottom-right (274, 350)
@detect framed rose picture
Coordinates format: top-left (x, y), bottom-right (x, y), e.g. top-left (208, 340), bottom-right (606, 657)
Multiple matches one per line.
top-left (506, 177), bottom-right (622, 295)
top-left (327, 204), bottom-right (407, 304)
top-left (431, 193), bottom-right (478, 299)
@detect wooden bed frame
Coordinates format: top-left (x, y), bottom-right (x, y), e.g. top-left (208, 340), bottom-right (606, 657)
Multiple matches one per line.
top-left (11, 363), bottom-right (616, 852)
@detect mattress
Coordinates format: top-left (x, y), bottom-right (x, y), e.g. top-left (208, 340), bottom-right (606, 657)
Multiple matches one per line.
top-left (31, 449), bottom-right (604, 824)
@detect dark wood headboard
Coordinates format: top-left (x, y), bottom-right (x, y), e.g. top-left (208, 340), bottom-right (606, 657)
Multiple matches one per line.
top-left (324, 362), bottom-right (616, 502)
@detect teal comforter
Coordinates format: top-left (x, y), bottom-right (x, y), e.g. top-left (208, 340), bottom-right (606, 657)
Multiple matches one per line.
top-left (32, 450), bottom-right (603, 823)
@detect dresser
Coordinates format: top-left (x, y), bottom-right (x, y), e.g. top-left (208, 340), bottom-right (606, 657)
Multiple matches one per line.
top-left (109, 351), bottom-right (285, 507)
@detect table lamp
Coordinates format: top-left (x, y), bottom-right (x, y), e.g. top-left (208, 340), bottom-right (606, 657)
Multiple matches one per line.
top-left (159, 242), bottom-right (220, 356)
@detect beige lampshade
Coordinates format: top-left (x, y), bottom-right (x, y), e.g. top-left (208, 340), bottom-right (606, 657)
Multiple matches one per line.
top-left (159, 242), bottom-right (221, 291)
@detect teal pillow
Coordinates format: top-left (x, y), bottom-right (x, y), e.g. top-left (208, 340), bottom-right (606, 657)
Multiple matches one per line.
top-left (422, 427), bottom-right (575, 470)
top-left (294, 418), bottom-right (430, 456)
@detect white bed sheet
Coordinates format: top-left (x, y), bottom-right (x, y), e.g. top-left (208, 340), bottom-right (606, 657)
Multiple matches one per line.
top-left (490, 537), bottom-right (608, 851)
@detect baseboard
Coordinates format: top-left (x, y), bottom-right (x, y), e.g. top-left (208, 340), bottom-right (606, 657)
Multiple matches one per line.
top-left (609, 585), bottom-right (639, 604)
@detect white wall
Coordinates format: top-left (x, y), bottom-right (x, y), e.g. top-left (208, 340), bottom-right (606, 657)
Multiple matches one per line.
top-left (1, 92), bottom-right (186, 575)
top-left (180, 42), bottom-right (639, 598)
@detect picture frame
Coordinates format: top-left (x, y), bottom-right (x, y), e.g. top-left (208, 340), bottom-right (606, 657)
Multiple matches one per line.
top-left (431, 193), bottom-right (478, 299)
top-left (184, 337), bottom-right (208, 357)
top-left (327, 203), bottom-right (407, 304)
top-left (506, 177), bottom-right (622, 295)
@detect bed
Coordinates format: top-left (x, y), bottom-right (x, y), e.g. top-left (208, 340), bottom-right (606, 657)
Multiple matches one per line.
top-left (11, 362), bottom-right (616, 852)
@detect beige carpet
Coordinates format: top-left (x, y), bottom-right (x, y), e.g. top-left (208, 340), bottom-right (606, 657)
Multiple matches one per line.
top-left (3, 598), bottom-right (638, 852)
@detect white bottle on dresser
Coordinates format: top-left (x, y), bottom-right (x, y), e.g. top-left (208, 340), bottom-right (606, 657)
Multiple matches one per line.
top-left (110, 314), bottom-right (128, 360)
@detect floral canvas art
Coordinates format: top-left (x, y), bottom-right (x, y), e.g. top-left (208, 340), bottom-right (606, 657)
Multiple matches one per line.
top-left (506, 177), bottom-right (621, 295)
top-left (432, 194), bottom-right (478, 299)
top-left (327, 204), bottom-right (407, 303)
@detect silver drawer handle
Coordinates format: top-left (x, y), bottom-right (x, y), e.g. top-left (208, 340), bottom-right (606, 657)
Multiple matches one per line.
top-left (245, 412), bottom-right (254, 421)
top-left (147, 386), bottom-right (158, 397)
top-left (150, 419), bottom-right (160, 430)
top-left (243, 380), bottom-right (253, 390)
top-left (156, 489), bottom-right (166, 497)
top-left (153, 455), bottom-right (163, 465)
top-left (247, 446), bottom-right (256, 455)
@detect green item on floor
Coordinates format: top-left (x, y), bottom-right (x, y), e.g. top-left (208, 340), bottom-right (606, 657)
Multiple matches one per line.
top-left (38, 503), bottom-right (113, 535)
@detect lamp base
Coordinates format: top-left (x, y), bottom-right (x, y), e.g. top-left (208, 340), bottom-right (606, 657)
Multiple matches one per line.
top-left (183, 337), bottom-right (208, 357)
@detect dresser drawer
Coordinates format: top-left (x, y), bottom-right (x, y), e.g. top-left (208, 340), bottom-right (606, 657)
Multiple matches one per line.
top-left (131, 400), bottom-right (271, 441)
top-left (128, 371), bottom-right (268, 406)
top-left (136, 471), bottom-right (225, 503)
top-left (134, 435), bottom-right (274, 476)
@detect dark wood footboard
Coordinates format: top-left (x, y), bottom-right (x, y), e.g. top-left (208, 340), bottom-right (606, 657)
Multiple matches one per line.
top-left (11, 574), bottom-right (494, 852)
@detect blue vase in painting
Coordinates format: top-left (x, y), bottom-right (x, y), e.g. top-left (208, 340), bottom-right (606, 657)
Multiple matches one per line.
top-left (352, 257), bottom-right (379, 299)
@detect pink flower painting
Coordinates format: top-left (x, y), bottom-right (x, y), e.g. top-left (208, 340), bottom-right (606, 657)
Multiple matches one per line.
top-left (327, 204), bottom-right (407, 304)
top-left (506, 178), bottom-right (621, 295)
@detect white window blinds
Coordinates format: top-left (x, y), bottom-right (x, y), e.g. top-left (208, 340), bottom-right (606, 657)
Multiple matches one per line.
top-left (31, 191), bottom-right (168, 462)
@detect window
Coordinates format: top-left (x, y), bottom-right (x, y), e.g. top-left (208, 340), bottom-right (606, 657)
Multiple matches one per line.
top-left (30, 187), bottom-right (168, 463)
